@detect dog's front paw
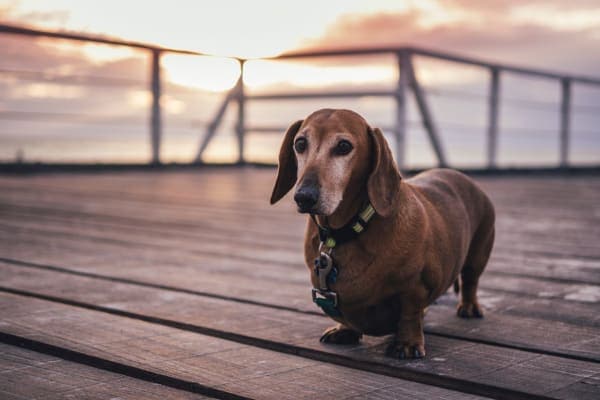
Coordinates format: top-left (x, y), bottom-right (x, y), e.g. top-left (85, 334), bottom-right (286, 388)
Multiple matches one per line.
top-left (320, 325), bottom-right (362, 345)
top-left (457, 302), bottom-right (484, 318)
top-left (385, 341), bottom-right (426, 359)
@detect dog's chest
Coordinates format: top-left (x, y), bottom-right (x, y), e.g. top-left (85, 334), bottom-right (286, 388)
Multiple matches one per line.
top-left (312, 249), bottom-right (401, 311)
top-left (308, 243), bottom-right (414, 334)
top-left (309, 246), bottom-right (374, 292)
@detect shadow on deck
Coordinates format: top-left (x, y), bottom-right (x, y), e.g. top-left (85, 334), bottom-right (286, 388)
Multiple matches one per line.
top-left (0, 167), bottom-right (598, 400)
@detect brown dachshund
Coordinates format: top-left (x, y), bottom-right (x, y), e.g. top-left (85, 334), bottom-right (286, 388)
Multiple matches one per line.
top-left (270, 109), bottom-right (495, 359)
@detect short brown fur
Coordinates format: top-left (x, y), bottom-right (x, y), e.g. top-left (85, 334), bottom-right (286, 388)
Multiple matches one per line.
top-left (271, 109), bottom-right (495, 359)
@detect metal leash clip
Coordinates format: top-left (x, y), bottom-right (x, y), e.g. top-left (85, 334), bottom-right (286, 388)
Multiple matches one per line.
top-left (312, 243), bottom-right (338, 307)
top-left (315, 249), bottom-right (333, 291)
top-left (311, 287), bottom-right (338, 307)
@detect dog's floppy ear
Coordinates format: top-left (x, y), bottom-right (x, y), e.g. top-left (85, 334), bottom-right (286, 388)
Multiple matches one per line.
top-left (367, 127), bottom-right (402, 217)
top-left (270, 119), bottom-right (303, 204)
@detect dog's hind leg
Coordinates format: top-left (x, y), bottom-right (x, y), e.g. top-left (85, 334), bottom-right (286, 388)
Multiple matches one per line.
top-left (457, 221), bottom-right (495, 319)
top-left (320, 324), bottom-right (362, 344)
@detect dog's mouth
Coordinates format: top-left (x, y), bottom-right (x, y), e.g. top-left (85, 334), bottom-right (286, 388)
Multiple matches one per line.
top-left (297, 205), bottom-right (320, 214)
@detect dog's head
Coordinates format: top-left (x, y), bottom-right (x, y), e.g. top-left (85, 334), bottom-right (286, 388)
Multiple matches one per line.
top-left (270, 108), bottom-right (401, 217)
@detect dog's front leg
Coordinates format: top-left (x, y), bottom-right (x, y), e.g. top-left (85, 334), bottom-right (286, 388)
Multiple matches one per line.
top-left (385, 308), bottom-right (426, 359)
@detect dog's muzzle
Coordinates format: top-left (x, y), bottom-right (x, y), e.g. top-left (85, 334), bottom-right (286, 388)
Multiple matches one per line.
top-left (294, 185), bottom-right (319, 213)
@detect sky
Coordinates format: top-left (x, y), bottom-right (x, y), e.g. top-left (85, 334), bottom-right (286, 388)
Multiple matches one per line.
top-left (1, 0), bottom-right (599, 165)
top-left (2, 0), bottom-right (600, 70)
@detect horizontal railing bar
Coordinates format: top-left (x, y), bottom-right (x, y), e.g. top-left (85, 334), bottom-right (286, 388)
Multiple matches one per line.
top-left (409, 48), bottom-right (600, 85)
top-left (246, 125), bottom-right (397, 134)
top-left (244, 122), bottom-right (599, 136)
top-left (273, 46), bottom-right (600, 86)
top-left (269, 46), bottom-right (402, 59)
top-left (0, 110), bottom-right (198, 129)
top-left (4, 22), bottom-right (599, 86)
top-left (3, 108), bottom-right (594, 136)
top-left (0, 23), bottom-right (205, 56)
top-left (245, 126), bottom-right (286, 133)
top-left (0, 68), bottom-right (146, 87)
top-left (247, 90), bottom-right (396, 100)
top-left (418, 86), bottom-right (600, 114)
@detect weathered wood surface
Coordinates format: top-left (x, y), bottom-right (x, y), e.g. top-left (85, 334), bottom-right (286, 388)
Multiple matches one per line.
top-left (0, 343), bottom-right (211, 400)
top-left (0, 168), bottom-right (599, 399)
top-left (0, 292), bottom-right (487, 400)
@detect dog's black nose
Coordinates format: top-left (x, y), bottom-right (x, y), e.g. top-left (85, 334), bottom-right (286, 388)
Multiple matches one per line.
top-left (294, 186), bottom-right (319, 212)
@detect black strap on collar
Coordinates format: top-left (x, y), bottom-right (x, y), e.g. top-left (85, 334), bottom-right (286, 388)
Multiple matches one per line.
top-left (310, 203), bottom-right (376, 248)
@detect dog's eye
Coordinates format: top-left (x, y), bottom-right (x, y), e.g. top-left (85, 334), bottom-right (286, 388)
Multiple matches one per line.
top-left (334, 140), bottom-right (353, 155)
top-left (294, 137), bottom-right (307, 153)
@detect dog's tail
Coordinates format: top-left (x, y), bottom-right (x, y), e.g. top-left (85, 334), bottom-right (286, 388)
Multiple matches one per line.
top-left (453, 278), bottom-right (460, 295)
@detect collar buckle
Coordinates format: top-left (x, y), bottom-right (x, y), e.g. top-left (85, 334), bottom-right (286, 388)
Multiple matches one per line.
top-left (312, 288), bottom-right (338, 307)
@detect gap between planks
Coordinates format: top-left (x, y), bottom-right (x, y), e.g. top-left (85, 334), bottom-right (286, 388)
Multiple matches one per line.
top-left (1, 256), bottom-right (597, 363)
top-left (0, 290), bottom-right (554, 400)
top-left (0, 332), bottom-right (250, 400)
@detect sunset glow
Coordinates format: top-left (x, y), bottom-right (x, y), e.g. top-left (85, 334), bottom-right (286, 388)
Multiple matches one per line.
top-left (1, 0), bottom-right (599, 166)
top-left (244, 60), bottom-right (396, 90)
top-left (162, 55), bottom-right (240, 92)
top-left (3, 0), bottom-right (600, 92)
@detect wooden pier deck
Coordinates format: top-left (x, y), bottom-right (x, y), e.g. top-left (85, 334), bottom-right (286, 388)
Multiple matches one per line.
top-left (0, 167), bottom-right (598, 400)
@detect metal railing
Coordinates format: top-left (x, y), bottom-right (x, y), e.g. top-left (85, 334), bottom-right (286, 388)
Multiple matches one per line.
top-left (0, 23), bottom-right (206, 165)
top-left (198, 47), bottom-right (600, 169)
top-left (2, 23), bottom-right (600, 169)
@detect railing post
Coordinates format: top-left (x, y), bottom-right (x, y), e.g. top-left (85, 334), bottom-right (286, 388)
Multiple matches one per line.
top-left (150, 49), bottom-right (162, 165)
top-left (487, 68), bottom-right (500, 169)
top-left (408, 55), bottom-right (448, 167)
top-left (560, 78), bottom-right (571, 168)
top-left (395, 51), bottom-right (409, 169)
top-left (194, 86), bottom-right (237, 163)
top-left (236, 59), bottom-right (246, 164)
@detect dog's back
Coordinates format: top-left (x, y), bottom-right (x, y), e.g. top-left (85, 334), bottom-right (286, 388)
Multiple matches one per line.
top-left (408, 168), bottom-right (495, 235)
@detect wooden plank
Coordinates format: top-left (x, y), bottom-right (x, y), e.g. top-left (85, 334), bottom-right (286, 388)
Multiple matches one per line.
top-left (1, 226), bottom-right (599, 339)
top-left (1, 174), bottom-right (593, 253)
top-left (0, 221), bottom-right (596, 297)
top-left (2, 199), bottom-right (595, 264)
top-left (3, 171), bottom-right (597, 221)
top-left (0, 263), bottom-right (598, 400)
top-left (2, 172), bottom-right (599, 261)
top-left (4, 170), bottom-right (597, 233)
top-left (1, 174), bottom-right (599, 276)
top-left (0, 292), bottom-right (489, 400)
top-left (0, 207), bottom-right (598, 328)
top-left (3, 198), bottom-right (595, 301)
top-left (1, 198), bottom-right (599, 286)
top-left (0, 261), bottom-right (595, 365)
top-left (547, 373), bottom-right (600, 400)
top-left (1, 199), bottom-right (598, 277)
top-left (1, 173), bottom-right (597, 284)
top-left (4, 189), bottom-right (596, 261)
top-left (5, 211), bottom-right (600, 318)
top-left (0, 343), bottom-right (210, 400)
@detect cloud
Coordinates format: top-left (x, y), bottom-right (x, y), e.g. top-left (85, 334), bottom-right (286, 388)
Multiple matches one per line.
top-left (1, 0), bottom-right (69, 24)
top-left (17, 10), bottom-right (70, 25)
top-left (299, 4), bottom-right (600, 77)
